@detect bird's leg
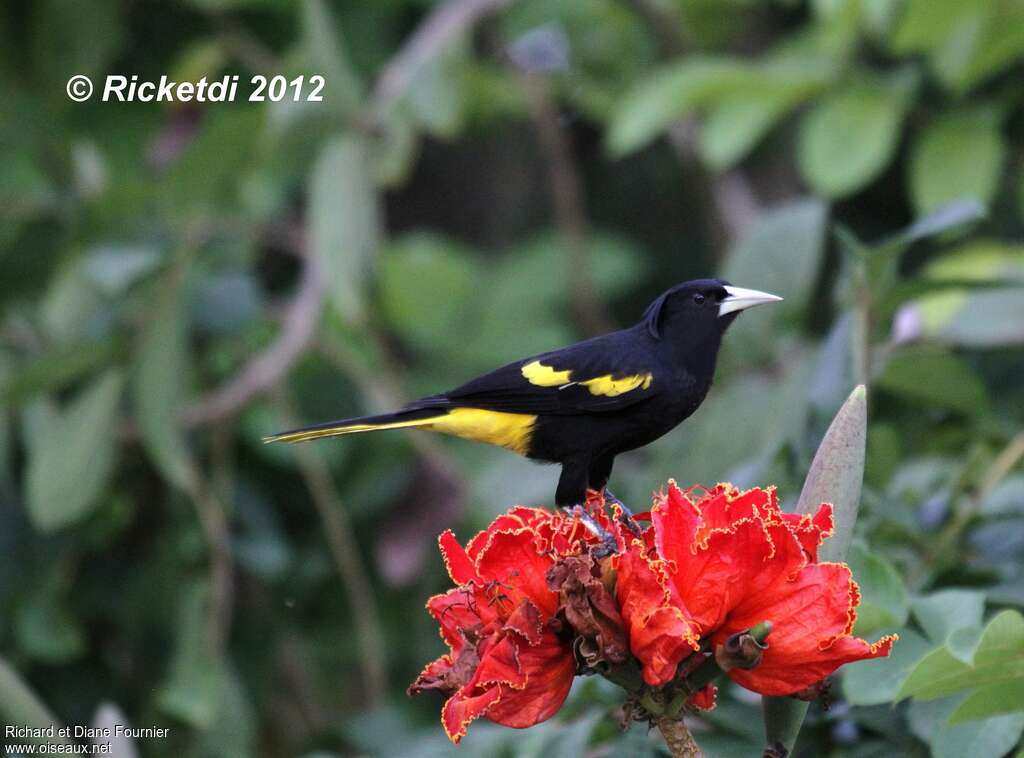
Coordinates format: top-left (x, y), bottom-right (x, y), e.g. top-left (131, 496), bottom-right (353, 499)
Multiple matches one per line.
top-left (563, 505), bottom-right (618, 558)
top-left (603, 488), bottom-right (643, 537)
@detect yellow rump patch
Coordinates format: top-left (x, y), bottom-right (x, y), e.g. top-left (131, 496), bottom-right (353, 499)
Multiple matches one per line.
top-left (521, 360), bottom-right (572, 386)
top-left (425, 408), bottom-right (535, 455)
top-left (521, 360), bottom-right (653, 398)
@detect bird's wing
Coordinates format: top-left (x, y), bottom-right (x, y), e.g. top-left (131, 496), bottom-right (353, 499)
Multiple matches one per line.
top-left (424, 333), bottom-right (660, 416)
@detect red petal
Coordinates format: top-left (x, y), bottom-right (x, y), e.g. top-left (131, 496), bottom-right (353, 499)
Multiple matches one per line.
top-left (668, 517), bottom-right (776, 634)
top-left (717, 560), bottom-right (897, 695)
top-left (426, 588), bottom-right (490, 649)
top-left (693, 485), bottom-right (773, 542)
top-left (408, 654), bottom-right (454, 694)
top-left (687, 684), bottom-right (717, 711)
top-left (475, 528), bottom-right (558, 617)
top-left (441, 684), bottom-right (502, 744)
top-left (780, 503), bottom-right (834, 563)
top-left (728, 633), bottom-right (897, 696)
top-left (651, 482), bottom-right (702, 570)
top-left (485, 632), bottom-right (575, 728)
top-left (439, 530), bottom-right (479, 584)
top-left (616, 538), bottom-right (699, 685)
top-left (504, 599), bottom-right (544, 646)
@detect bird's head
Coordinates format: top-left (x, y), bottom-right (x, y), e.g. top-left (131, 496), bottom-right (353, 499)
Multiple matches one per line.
top-left (642, 278), bottom-right (783, 340)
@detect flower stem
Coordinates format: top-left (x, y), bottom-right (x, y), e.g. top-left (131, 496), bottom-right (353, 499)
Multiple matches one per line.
top-left (656, 717), bottom-right (703, 758)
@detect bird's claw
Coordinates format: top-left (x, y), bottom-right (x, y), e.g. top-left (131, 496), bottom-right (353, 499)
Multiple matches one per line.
top-left (563, 504), bottom-right (618, 558)
top-left (603, 488), bottom-right (643, 538)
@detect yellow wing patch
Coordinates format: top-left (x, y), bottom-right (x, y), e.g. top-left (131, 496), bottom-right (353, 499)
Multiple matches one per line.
top-left (426, 408), bottom-right (536, 455)
top-left (521, 360), bottom-right (653, 397)
top-left (521, 360), bottom-right (572, 386)
top-left (581, 373), bottom-right (653, 397)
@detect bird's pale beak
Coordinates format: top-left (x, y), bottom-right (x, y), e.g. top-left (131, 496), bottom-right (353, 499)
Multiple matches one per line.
top-left (719, 285), bottom-right (784, 316)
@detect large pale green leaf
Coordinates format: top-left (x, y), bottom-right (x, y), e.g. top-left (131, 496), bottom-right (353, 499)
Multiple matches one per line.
top-left (310, 134), bottom-right (381, 324)
top-left (949, 679), bottom-right (1024, 723)
top-left (909, 108), bottom-right (1006, 215)
top-left (25, 369), bottom-right (123, 531)
top-left (911, 589), bottom-right (987, 645)
top-left (843, 628), bottom-right (933, 705)
top-left (876, 347), bottom-right (990, 416)
top-left (899, 610), bottom-right (1024, 700)
top-left (909, 696), bottom-right (1024, 758)
top-left (798, 79), bottom-right (908, 197)
top-left (133, 284), bottom-right (196, 491)
top-left (847, 542), bottom-right (909, 635)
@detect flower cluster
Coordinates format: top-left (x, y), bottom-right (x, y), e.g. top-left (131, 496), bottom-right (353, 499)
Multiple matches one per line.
top-left (410, 483), bottom-right (896, 744)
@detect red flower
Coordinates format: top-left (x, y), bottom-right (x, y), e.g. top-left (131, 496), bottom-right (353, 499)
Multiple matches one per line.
top-left (616, 482), bottom-right (896, 696)
top-left (410, 507), bottom-right (600, 743)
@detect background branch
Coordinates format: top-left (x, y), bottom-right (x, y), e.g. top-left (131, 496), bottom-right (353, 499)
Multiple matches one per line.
top-left (271, 388), bottom-right (389, 706)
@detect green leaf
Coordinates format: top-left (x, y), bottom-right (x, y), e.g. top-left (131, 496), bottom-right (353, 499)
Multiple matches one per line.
top-left (949, 679), bottom-right (1024, 723)
top-left (699, 94), bottom-right (793, 171)
top-left (607, 58), bottom-right (745, 157)
top-left (608, 57), bottom-right (826, 158)
top-left (0, 338), bottom-right (122, 406)
top-left (922, 241), bottom-right (1024, 285)
top-left (378, 234), bottom-right (479, 351)
top-left (310, 134), bottom-right (381, 325)
top-left (900, 610), bottom-right (1024, 700)
top-left (909, 696), bottom-right (1024, 758)
top-left (896, 288), bottom-right (1024, 347)
top-left (0, 657), bottom-right (70, 745)
top-left (911, 589), bottom-right (987, 645)
top-left (843, 628), bottom-right (933, 705)
top-left (14, 590), bottom-right (85, 663)
top-left (25, 369), bottom-right (123, 531)
top-left (133, 282), bottom-right (196, 491)
top-left (947, 626), bottom-right (984, 665)
top-left (798, 78), bottom-right (908, 197)
top-left (876, 347), bottom-right (990, 416)
top-left (301, 0), bottom-right (361, 117)
top-left (847, 543), bottom-right (909, 635)
top-left (408, 48), bottom-right (465, 138)
top-left (720, 200), bottom-right (827, 361)
top-left (882, 198), bottom-right (986, 251)
top-left (157, 583), bottom-right (225, 728)
top-left (909, 108), bottom-right (1007, 215)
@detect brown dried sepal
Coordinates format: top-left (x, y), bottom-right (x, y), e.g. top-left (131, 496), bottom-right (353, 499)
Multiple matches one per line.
top-left (546, 554), bottom-right (628, 670)
top-left (714, 629), bottom-right (767, 672)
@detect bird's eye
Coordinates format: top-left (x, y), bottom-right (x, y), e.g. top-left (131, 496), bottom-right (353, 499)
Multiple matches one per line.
top-left (693, 293), bottom-right (706, 305)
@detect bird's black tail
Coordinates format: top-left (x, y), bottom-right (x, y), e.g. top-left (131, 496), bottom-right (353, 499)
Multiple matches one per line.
top-left (262, 406), bottom-right (450, 444)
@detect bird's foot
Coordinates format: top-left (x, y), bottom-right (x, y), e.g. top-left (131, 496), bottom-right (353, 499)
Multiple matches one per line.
top-left (603, 488), bottom-right (643, 538)
top-left (563, 504), bottom-right (618, 558)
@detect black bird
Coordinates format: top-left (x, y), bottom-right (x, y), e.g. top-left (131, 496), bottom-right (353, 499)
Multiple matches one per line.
top-left (265, 279), bottom-right (781, 509)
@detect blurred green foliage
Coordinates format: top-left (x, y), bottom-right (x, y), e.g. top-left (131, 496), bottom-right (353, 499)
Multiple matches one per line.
top-left (1, 0), bottom-right (1024, 756)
